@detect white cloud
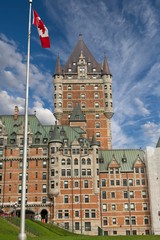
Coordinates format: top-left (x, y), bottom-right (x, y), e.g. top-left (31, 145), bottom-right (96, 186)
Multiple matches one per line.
top-left (142, 121), bottom-right (160, 146)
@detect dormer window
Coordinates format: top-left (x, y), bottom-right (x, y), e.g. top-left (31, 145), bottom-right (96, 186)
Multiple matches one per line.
top-left (73, 62), bottom-right (76, 66)
top-left (93, 68), bottom-right (96, 72)
top-left (88, 62), bottom-right (91, 65)
top-left (68, 68), bottom-right (72, 72)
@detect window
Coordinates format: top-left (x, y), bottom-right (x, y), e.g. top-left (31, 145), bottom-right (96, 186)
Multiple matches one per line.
top-left (130, 203), bottom-right (135, 210)
top-left (87, 158), bottom-right (91, 165)
top-left (84, 180), bottom-right (88, 188)
top-left (18, 185), bottom-right (22, 194)
top-left (130, 191), bottom-right (134, 198)
top-left (82, 169), bottom-right (86, 176)
top-left (103, 217), bottom-right (108, 225)
top-left (68, 102), bottom-right (72, 108)
top-left (111, 192), bottom-right (115, 198)
top-left (110, 168), bottom-right (114, 174)
top-left (125, 216), bottom-right (130, 225)
top-left (68, 93), bottom-right (72, 99)
top-left (116, 180), bottom-right (120, 186)
top-left (58, 210), bottom-right (62, 219)
top-left (110, 180), bottom-right (114, 186)
top-left (68, 85), bottom-right (72, 90)
top-left (84, 195), bottom-right (89, 203)
top-left (95, 102), bottom-right (99, 108)
top-left (42, 172), bottom-right (47, 180)
top-left (123, 179), bottom-right (127, 186)
top-left (131, 216), bottom-right (136, 225)
top-left (75, 222), bottom-right (80, 230)
top-left (102, 191), bottom-right (106, 199)
top-left (9, 173), bottom-right (12, 179)
top-left (61, 159), bottom-right (65, 165)
top-left (51, 169), bottom-right (55, 176)
top-left (95, 122), bottom-right (100, 128)
top-left (61, 169), bottom-right (65, 176)
top-left (124, 191), bottom-right (128, 198)
top-left (94, 85), bottom-right (98, 90)
top-left (74, 158), bottom-right (78, 165)
top-left (0, 161), bottom-right (2, 169)
top-left (74, 181), bottom-right (79, 187)
top-left (42, 184), bottom-right (47, 193)
top-left (0, 173), bottom-right (3, 181)
top-left (94, 93), bottom-right (99, 99)
top-left (82, 158), bottom-right (85, 165)
top-left (64, 181), bottom-right (68, 188)
top-left (143, 203), bottom-right (148, 210)
top-left (42, 196), bottom-right (46, 204)
top-left (136, 179), bottom-right (140, 185)
top-left (81, 85), bottom-right (85, 90)
top-left (91, 209), bottom-right (96, 218)
top-left (19, 173), bottom-right (22, 180)
top-left (142, 190), bottom-right (147, 198)
top-left (43, 160), bottom-right (47, 168)
top-left (124, 203), bottom-right (129, 211)
top-left (129, 179), bottom-right (133, 186)
top-left (112, 204), bottom-right (116, 210)
top-left (144, 216), bottom-right (149, 224)
top-left (51, 181), bottom-right (55, 189)
top-left (67, 169), bottom-right (71, 176)
top-left (142, 179), bottom-right (145, 185)
top-left (95, 113), bottom-right (99, 119)
top-left (75, 196), bottom-right (79, 202)
top-left (112, 218), bottom-right (116, 224)
top-left (74, 169), bottom-right (79, 176)
top-left (67, 158), bottom-right (71, 165)
top-left (87, 169), bottom-right (91, 176)
top-left (102, 179), bottom-right (106, 187)
top-left (64, 210), bottom-right (69, 218)
top-left (64, 195), bottom-right (69, 203)
top-left (81, 94), bottom-right (85, 99)
top-left (75, 211), bottom-right (79, 217)
top-left (85, 209), bottom-right (89, 218)
top-left (141, 167), bottom-right (145, 173)
top-left (85, 222), bottom-right (91, 231)
top-left (96, 132), bottom-right (100, 137)
top-left (102, 204), bottom-right (107, 211)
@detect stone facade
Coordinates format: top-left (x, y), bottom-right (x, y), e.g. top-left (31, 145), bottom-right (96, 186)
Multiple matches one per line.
top-left (0, 36), bottom-right (158, 236)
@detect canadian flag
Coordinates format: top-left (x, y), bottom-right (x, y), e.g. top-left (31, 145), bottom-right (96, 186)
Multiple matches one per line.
top-left (33, 10), bottom-right (50, 48)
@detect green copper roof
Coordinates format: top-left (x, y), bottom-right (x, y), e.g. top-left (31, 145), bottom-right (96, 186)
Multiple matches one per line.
top-left (69, 103), bottom-right (86, 122)
top-left (99, 149), bottom-right (145, 172)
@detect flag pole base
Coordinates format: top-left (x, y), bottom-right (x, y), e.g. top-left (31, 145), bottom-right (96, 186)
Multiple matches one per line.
top-left (18, 233), bottom-right (27, 240)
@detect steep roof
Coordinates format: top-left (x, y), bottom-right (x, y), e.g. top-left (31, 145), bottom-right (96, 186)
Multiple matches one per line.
top-left (99, 149), bottom-right (145, 172)
top-left (54, 54), bottom-right (62, 76)
top-left (69, 102), bottom-right (86, 122)
top-left (156, 137), bottom-right (160, 148)
top-left (64, 34), bottom-right (101, 73)
top-left (102, 52), bottom-right (111, 76)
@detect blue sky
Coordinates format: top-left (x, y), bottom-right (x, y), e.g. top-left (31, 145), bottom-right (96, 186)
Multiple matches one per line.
top-left (0, 0), bottom-right (160, 149)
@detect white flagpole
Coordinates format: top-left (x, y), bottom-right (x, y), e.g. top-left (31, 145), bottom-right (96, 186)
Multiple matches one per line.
top-left (18, 1), bottom-right (32, 240)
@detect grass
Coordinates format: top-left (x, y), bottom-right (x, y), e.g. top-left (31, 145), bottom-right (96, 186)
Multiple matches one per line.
top-left (0, 217), bottom-right (160, 240)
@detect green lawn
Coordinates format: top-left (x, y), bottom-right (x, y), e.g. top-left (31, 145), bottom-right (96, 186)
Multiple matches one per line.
top-left (0, 217), bottom-right (160, 240)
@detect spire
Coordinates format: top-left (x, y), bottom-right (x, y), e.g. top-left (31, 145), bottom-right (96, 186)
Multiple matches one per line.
top-left (49, 123), bottom-right (62, 143)
top-left (64, 34), bottom-right (101, 73)
top-left (54, 54), bottom-right (62, 76)
top-left (90, 135), bottom-right (99, 146)
top-left (156, 137), bottom-right (160, 148)
top-left (69, 103), bottom-right (86, 122)
top-left (102, 51), bottom-right (111, 76)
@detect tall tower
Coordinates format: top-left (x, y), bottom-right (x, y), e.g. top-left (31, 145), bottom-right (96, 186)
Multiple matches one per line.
top-left (53, 34), bottom-right (113, 149)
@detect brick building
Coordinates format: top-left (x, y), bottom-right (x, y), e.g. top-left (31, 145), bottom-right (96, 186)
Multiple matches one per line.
top-left (0, 35), bottom-right (159, 236)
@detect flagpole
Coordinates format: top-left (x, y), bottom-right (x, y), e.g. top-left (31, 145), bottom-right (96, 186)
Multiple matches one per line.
top-left (18, 1), bottom-right (32, 240)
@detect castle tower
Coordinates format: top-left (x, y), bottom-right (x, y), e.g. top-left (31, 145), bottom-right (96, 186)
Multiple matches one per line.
top-left (53, 34), bottom-right (113, 149)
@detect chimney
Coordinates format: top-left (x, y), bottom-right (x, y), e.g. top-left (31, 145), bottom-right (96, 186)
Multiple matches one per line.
top-left (14, 106), bottom-right (19, 120)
